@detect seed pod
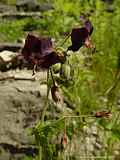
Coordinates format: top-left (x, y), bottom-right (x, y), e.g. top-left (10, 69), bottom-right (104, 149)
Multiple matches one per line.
top-left (60, 64), bottom-right (71, 80)
top-left (52, 63), bottom-right (61, 74)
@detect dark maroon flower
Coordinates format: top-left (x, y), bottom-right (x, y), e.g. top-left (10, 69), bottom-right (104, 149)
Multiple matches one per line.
top-left (22, 34), bottom-right (66, 70)
top-left (67, 20), bottom-right (93, 51)
top-left (22, 34), bottom-right (53, 60)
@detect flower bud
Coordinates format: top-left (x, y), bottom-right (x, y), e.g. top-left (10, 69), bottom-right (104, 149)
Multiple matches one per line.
top-left (51, 85), bottom-right (61, 102)
top-left (61, 133), bottom-right (68, 149)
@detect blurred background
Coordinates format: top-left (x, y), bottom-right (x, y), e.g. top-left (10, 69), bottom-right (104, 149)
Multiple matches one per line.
top-left (0, 0), bottom-right (120, 160)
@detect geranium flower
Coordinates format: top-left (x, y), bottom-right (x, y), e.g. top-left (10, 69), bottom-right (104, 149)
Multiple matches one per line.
top-left (22, 34), bottom-right (66, 70)
top-left (67, 20), bottom-right (93, 51)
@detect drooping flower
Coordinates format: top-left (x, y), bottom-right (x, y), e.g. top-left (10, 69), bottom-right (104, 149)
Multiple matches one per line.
top-left (22, 34), bottom-right (66, 70)
top-left (67, 20), bottom-right (93, 51)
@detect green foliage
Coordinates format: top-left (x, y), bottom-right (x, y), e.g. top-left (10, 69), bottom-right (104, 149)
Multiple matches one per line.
top-left (0, 19), bottom-right (26, 42)
top-left (34, 1), bottom-right (120, 158)
top-left (33, 0), bottom-right (120, 159)
top-left (33, 119), bottom-right (64, 159)
top-left (1, 0), bottom-right (120, 159)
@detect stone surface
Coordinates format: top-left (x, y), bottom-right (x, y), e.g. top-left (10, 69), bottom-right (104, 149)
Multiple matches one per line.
top-left (0, 69), bottom-right (48, 159)
top-left (0, 43), bottom-right (22, 52)
top-left (0, 78), bottom-right (44, 145)
top-left (0, 3), bottom-right (16, 13)
top-left (0, 68), bottom-right (71, 159)
top-left (0, 50), bottom-right (18, 62)
top-left (16, 0), bottom-right (37, 11)
top-left (16, 0), bottom-right (53, 12)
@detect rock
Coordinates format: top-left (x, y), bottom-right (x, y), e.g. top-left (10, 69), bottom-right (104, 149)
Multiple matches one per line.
top-left (0, 143), bottom-right (38, 159)
top-left (0, 12), bottom-right (42, 19)
top-left (0, 150), bottom-right (10, 160)
top-left (0, 68), bottom-right (70, 159)
top-left (39, 84), bottom-right (47, 97)
top-left (0, 70), bottom-right (48, 147)
top-left (16, 0), bottom-right (37, 5)
top-left (0, 50), bottom-right (20, 71)
top-left (38, 3), bottom-right (54, 12)
top-left (91, 125), bottom-right (98, 136)
top-left (83, 125), bottom-right (91, 134)
top-left (94, 142), bottom-right (102, 150)
top-left (0, 43), bottom-right (23, 52)
top-left (0, 3), bottom-right (16, 13)
top-left (85, 137), bottom-right (94, 152)
top-left (0, 50), bottom-right (18, 62)
top-left (16, 0), bottom-right (53, 12)
top-left (16, 0), bottom-right (38, 11)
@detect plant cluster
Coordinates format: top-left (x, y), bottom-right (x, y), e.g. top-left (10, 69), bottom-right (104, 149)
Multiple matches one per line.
top-left (1, 0), bottom-right (120, 159)
top-left (20, 3), bottom-right (120, 157)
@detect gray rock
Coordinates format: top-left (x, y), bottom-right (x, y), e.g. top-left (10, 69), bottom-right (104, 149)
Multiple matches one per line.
top-left (83, 125), bottom-right (91, 134)
top-left (16, 0), bottom-right (37, 5)
top-left (0, 43), bottom-right (23, 52)
top-left (0, 3), bottom-right (16, 13)
top-left (0, 12), bottom-right (42, 19)
top-left (0, 50), bottom-right (21, 71)
top-left (38, 3), bottom-right (54, 12)
top-left (16, 0), bottom-right (53, 12)
top-left (0, 70), bottom-right (48, 147)
top-left (91, 125), bottom-right (98, 135)
top-left (39, 84), bottom-right (47, 97)
top-left (16, 0), bottom-right (38, 11)
top-left (0, 50), bottom-right (18, 62)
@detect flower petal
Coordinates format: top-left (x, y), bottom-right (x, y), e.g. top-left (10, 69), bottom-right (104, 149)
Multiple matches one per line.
top-left (22, 34), bottom-right (54, 60)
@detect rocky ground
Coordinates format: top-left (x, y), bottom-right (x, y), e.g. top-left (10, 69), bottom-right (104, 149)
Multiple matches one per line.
top-left (0, 50), bottom-right (70, 160)
top-left (0, 66), bottom-right (47, 159)
top-left (0, 1), bottom-right (54, 159)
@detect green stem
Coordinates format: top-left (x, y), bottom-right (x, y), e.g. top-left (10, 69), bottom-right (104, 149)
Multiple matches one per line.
top-left (50, 68), bottom-right (56, 86)
top-left (39, 146), bottom-right (42, 160)
top-left (41, 69), bottom-right (50, 122)
top-left (60, 32), bottom-right (71, 47)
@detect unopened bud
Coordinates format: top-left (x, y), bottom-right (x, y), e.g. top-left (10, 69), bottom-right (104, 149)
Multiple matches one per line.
top-left (51, 85), bottom-right (61, 102)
